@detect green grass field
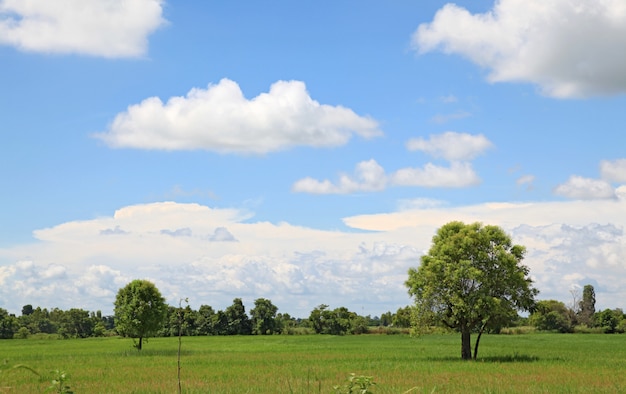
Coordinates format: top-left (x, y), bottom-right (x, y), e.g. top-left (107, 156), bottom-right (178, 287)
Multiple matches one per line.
top-left (2, 333), bottom-right (626, 393)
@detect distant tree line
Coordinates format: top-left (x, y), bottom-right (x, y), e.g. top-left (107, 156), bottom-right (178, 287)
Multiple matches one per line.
top-left (527, 284), bottom-right (626, 333)
top-left (0, 298), bottom-right (412, 340)
top-left (2, 283), bottom-right (622, 341)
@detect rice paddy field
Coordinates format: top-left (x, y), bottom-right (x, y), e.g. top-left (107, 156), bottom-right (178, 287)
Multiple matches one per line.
top-left (2, 333), bottom-right (626, 393)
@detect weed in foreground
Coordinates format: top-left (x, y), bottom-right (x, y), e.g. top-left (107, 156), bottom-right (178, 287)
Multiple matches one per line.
top-left (46, 370), bottom-right (73, 394)
top-left (333, 373), bottom-right (376, 394)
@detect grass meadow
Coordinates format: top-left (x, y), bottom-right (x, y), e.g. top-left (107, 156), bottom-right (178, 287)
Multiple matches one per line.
top-left (2, 333), bottom-right (626, 393)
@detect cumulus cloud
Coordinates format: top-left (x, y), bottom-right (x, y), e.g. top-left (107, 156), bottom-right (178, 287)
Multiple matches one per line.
top-left (293, 132), bottom-right (488, 194)
top-left (554, 176), bottom-right (616, 200)
top-left (391, 161), bottom-right (480, 188)
top-left (293, 160), bottom-right (480, 194)
top-left (391, 162), bottom-right (480, 188)
top-left (413, 0), bottom-right (626, 98)
top-left (405, 132), bottom-right (493, 161)
top-left (601, 159), bottom-right (626, 183)
top-left (292, 159), bottom-right (387, 194)
top-left (95, 79), bottom-right (382, 154)
top-left (0, 0), bottom-right (165, 57)
top-left (511, 223), bottom-right (626, 303)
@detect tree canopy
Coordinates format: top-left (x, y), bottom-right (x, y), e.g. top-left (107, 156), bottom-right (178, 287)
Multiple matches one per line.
top-left (114, 279), bottom-right (167, 350)
top-left (406, 221), bottom-right (538, 360)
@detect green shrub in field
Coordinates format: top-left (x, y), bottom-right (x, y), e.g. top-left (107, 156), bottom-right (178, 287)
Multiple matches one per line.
top-left (333, 373), bottom-right (376, 394)
top-left (46, 370), bottom-right (73, 394)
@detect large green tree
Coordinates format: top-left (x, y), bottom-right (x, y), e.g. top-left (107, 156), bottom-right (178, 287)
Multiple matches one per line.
top-left (114, 279), bottom-right (167, 350)
top-left (406, 221), bottom-right (538, 360)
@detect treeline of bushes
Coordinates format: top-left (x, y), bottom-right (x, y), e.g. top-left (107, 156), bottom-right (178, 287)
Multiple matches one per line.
top-left (0, 299), bottom-right (412, 340)
top-left (505, 285), bottom-right (626, 334)
top-left (521, 300), bottom-right (626, 334)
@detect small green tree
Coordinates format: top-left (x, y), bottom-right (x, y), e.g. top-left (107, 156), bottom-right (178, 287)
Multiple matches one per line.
top-left (114, 279), bottom-right (167, 350)
top-left (406, 221), bottom-right (538, 360)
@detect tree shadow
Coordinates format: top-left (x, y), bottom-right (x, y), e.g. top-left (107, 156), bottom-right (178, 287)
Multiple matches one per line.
top-left (479, 354), bottom-right (540, 363)
top-left (426, 353), bottom-right (541, 363)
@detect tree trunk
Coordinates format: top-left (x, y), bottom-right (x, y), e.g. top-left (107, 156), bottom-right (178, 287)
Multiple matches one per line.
top-left (461, 327), bottom-right (472, 360)
top-left (473, 328), bottom-right (483, 360)
top-left (138, 336), bottom-right (143, 350)
top-left (473, 319), bottom-right (489, 360)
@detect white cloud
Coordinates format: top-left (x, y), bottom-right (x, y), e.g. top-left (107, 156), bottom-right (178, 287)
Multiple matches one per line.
top-left (95, 79), bottom-right (382, 154)
top-left (405, 132), bottom-right (493, 161)
top-left (0, 202), bottom-right (419, 316)
top-left (554, 176), bottom-right (616, 200)
top-left (292, 159), bottom-right (387, 194)
top-left (293, 159), bottom-right (480, 194)
top-left (3, 198), bottom-right (626, 315)
top-left (391, 161), bottom-right (480, 188)
top-left (293, 132), bottom-right (489, 194)
top-left (0, 0), bottom-right (165, 58)
top-left (601, 159), bottom-right (626, 183)
top-left (414, 0), bottom-right (626, 98)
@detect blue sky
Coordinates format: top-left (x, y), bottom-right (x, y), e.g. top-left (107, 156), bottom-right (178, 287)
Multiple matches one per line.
top-left (1, 0), bottom-right (626, 317)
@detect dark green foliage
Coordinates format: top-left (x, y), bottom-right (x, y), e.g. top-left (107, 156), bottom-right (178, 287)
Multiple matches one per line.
top-left (114, 279), bottom-right (167, 350)
top-left (160, 305), bottom-right (199, 337)
top-left (530, 300), bottom-right (573, 333)
top-left (196, 305), bottom-right (216, 335)
top-left (224, 298), bottom-right (252, 335)
top-left (250, 298), bottom-right (279, 335)
top-left (0, 308), bottom-right (19, 339)
top-left (596, 308), bottom-right (624, 333)
top-left (308, 305), bottom-right (363, 335)
top-left (21, 305), bottom-right (34, 316)
top-left (57, 308), bottom-right (94, 338)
